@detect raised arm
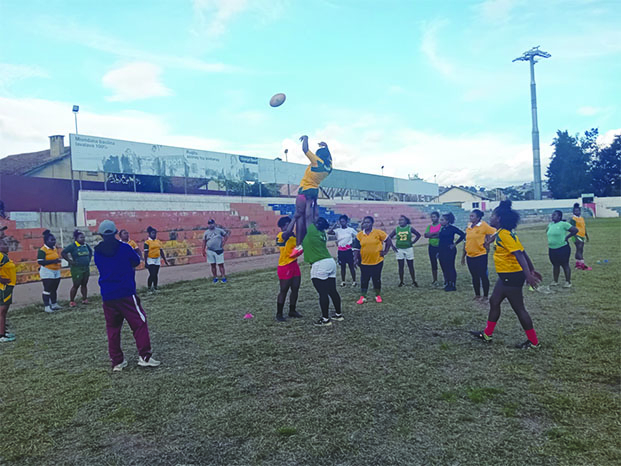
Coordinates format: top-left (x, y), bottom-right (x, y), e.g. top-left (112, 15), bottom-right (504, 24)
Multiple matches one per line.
top-left (300, 135), bottom-right (309, 156)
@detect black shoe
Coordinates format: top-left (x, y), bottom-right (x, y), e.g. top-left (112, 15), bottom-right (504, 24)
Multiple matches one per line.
top-left (331, 313), bottom-right (344, 321)
top-left (288, 310), bottom-right (303, 318)
top-left (412, 281), bottom-right (419, 287)
top-left (398, 282), bottom-right (404, 287)
top-left (444, 282), bottom-right (456, 292)
top-left (516, 340), bottom-right (540, 349)
top-left (470, 330), bottom-right (492, 343)
top-left (314, 318), bottom-right (332, 327)
top-left (276, 315), bottom-right (287, 322)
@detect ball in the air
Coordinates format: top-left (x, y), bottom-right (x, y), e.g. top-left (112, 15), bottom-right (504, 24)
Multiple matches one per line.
top-left (269, 93), bottom-right (286, 107)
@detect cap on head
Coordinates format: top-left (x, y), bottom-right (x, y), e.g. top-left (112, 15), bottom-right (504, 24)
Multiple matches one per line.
top-left (98, 220), bottom-right (117, 236)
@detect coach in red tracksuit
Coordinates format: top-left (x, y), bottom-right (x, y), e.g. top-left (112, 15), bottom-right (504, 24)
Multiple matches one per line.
top-left (94, 220), bottom-right (161, 371)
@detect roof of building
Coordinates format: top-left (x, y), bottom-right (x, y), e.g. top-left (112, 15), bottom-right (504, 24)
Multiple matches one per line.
top-left (0, 148), bottom-right (70, 176)
top-left (435, 186), bottom-right (490, 201)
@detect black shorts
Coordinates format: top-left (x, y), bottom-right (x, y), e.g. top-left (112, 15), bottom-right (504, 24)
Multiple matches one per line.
top-left (498, 271), bottom-right (525, 288)
top-left (548, 244), bottom-right (571, 267)
top-left (337, 249), bottom-right (354, 266)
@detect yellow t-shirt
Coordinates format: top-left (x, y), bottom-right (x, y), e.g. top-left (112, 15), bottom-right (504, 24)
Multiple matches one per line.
top-left (493, 229), bottom-right (524, 273)
top-left (145, 238), bottom-right (162, 259)
top-left (571, 215), bottom-right (586, 237)
top-left (38, 246), bottom-right (61, 270)
top-left (356, 229), bottom-right (387, 266)
top-left (299, 150), bottom-right (332, 191)
top-left (276, 232), bottom-right (297, 266)
top-left (125, 239), bottom-right (138, 250)
top-left (465, 221), bottom-right (496, 258)
top-left (0, 252), bottom-right (16, 290)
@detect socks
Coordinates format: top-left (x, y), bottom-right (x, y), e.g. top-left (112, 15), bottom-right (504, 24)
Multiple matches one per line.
top-left (484, 320), bottom-right (497, 337)
top-left (525, 328), bottom-right (539, 345)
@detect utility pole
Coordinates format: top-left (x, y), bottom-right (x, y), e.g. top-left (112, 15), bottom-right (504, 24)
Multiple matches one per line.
top-left (513, 46), bottom-right (550, 200)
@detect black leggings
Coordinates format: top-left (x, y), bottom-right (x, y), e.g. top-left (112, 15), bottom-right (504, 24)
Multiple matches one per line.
top-left (42, 278), bottom-right (60, 306)
top-left (360, 262), bottom-right (383, 295)
top-left (438, 246), bottom-right (457, 283)
top-left (488, 274), bottom-right (533, 331)
top-left (428, 245), bottom-right (439, 271)
top-left (312, 278), bottom-right (342, 319)
top-left (147, 264), bottom-right (160, 289)
top-left (277, 275), bottom-right (300, 315)
top-left (466, 254), bottom-right (490, 297)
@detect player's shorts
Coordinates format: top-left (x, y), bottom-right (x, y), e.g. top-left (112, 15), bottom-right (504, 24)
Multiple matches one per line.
top-left (297, 187), bottom-right (319, 200)
top-left (277, 261), bottom-right (301, 280)
top-left (396, 247), bottom-right (414, 261)
top-left (498, 271), bottom-right (525, 288)
top-left (337, 248), bottom-right (354, 266)
top-left (310, 258), bottom-right (337, 280)
top-left (39, 267), bottom-right (61, 280)
top-left (0, 285), bottom-right (14, 305)
top-left (572, 235), bottom-right (585, 243)
top-left (548, 244), bottom-right (571, 267)
top-left (207, 249), bottom-right (225, 265)
top-left (71, 266), bottom-right (90, 286)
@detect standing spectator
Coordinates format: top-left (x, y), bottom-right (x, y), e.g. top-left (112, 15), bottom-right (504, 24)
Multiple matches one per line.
top-left (546, 210), bottom-right (578, 287)
top-left (94, 220), bottom-right (160, 371)
top-left (62, 229), bottom-right (93, 307)
top-left (38, 229), bottom-right (62, 313)
top-left (0, 238), bottom-right (16, 342)
top-left (353, 216), bottom-right (392, 304)
top-left (461, 209), bottom-right (496, 302)
top-left (438, 213), bottom-right (466, 292)
top-left (202, 219), bottom-right (230, 283)
top-left (389, 215), bottom-right (422, 287)
top-left (120, 229), bottom-right (141, 256)
top-left (424, 212), bottom-right (442, 286)
top-left (328, 215), bottom-right (358, 287)
top-left (570, 203), bottom-right (591, 270)
top-left (144, 226), bottom-right (169, 293)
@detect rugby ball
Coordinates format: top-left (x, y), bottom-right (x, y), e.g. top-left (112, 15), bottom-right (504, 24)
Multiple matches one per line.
top-left (269, 93), bottom-right (286, 107)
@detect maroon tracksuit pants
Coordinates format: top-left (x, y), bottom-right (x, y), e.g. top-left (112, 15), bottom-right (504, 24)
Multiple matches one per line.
top-left (103, 294), bottom-right (152, 366)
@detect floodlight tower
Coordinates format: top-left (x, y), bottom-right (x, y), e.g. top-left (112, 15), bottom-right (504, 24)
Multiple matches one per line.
top-left (513, 46), bottom-right (551, 200)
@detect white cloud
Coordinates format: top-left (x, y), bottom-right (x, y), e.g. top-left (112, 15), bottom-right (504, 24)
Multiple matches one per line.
top-left (598, 128), bottom-right (621, 147)
top-left (0, 63), bottom-right (48, 92)
top-left (577, 106), bottom-right (602, 116)
top-left (420, 20), bottom-right (455, 79)
top-left (477, 0), bottom-right (521, 23)
top-left (102, 62), bottom-right (172, 102)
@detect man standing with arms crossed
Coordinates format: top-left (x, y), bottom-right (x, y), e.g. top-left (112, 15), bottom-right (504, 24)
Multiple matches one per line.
top-left (202, 219), bottom-right (230, 283)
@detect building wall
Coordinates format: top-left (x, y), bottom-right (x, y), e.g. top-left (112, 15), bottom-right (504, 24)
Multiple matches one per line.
top-left (437, 189), bottom-right (486, 209)
top-left (28, 156), bottom-right (72, 179)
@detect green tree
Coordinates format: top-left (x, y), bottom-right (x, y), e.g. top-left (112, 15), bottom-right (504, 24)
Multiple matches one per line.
top-left (590, 135), bottom-right (621, 197)
top-left (546, 130), bottom-right (591, 199)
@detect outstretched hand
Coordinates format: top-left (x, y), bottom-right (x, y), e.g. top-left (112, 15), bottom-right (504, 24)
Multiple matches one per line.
top-left (299, 135), bottom-right (308, 142)
top-left (318, 141), bottom-right (328, 148)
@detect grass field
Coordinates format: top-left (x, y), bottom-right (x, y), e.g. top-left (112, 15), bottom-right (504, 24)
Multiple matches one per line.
top-left (1, 218), bottom-right (620, 465)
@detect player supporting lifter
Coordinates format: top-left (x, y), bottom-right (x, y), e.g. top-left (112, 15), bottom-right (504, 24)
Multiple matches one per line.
top-left (275, 216), bottom-right (303, 322)
top-left (288, 135), bottom-right (333, 258)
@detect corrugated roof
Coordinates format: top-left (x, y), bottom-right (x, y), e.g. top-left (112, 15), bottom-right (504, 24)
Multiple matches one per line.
top-left (0, 148), bottom-right (70, 176)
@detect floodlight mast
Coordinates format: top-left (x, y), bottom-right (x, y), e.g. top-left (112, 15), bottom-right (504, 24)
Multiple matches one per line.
top-left (513, 46), bottom-right (550, 200)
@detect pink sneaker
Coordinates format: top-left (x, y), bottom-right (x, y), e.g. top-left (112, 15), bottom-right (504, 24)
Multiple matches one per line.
top-left (583, 265), bottom-right (592, 270)
top-left (289, 245), bottom-right (304, 259)
top-left (69, 301), bottom-right (77, 307)
top-left (375, 295), bottom-right (383, 303)
top-left (82, 299), bottom-right (89, 304)
top-left (356, 296), bottom-right (367, 305)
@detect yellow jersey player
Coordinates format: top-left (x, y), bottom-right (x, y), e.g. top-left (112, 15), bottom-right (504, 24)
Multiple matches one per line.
top-left (275, 216), bottom-right (302, 321)
top-left (0, 238), bottom-right (16, 342)
top-left (570, 202), bottom-right (591, 270)
top-left (288, 135), bottom-right (333, 258)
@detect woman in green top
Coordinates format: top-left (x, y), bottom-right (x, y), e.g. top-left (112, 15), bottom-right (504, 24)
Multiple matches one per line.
top-left (389, 215), bottom-right (422, 287)
top-left (62, 229), bottom-right (93, 307)
top-left (546, 210), bottom-right (578, 288)
top-left (424, 211), bottom-right (442, 286)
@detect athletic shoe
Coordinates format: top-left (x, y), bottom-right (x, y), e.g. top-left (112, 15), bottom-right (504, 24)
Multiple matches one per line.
top-left (351, 282), bottom-right (357, 287)
top-left (138, 356), bottom-right (161, 367)
top-left (583, 265), bottom-right (592, 271)
top-left (212, 278), bottom-right (219, 284)
top-left (51, 303), bottom-right (61, 310)
top-left (70, 301), bottom-right (77, 307)
top-left (289, 245), bottom-right (304, 259)
top-left (444, 282), bottom-right (456, 292)
top-left (331, 313), bottom-right (344, 321)
top-left (575, 262), bottom-right (582, 269)
top-left (82, 299), bottom-right (89, 304)
top-left (112, 360), bottom-right (128, 372)
top-left (3, 329), bottom-right (15, 338)
top-left (516, 340), bottom-right (541, 349)
top-left (275, 315), bottom-right (287, 322)
top-left (313, 318), bottom-right (332, 327)
top-left (470, 330), bottom-right (493, 343)
top-left (341, 281), bottom-right (347, 287)
top-left (0, 333), bottom-right (16, 342)
top-left (356, 296), bottom-right (367, 305)
top-left (398, 282), bottom-right (404, 287)
top-left (221, 277), bottom-right (228, 283)
top-left (375, 295), bottom-right (383, 303)
top-left (44, 306), bottom-right (54, 313)
top-left (549, 281), bottom-right (559, 287)
top-left (431, 281), bottom-right (440, 288)
top-left (288, 310), bottom-right (303, 318)
top-left (563, 281), bottom-right (572, 288)
top-left (412, 281), bottom-right (419, 287)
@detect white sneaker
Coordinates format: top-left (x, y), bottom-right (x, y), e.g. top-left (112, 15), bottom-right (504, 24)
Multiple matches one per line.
top-left (51, 303), bottom-right (61, 310)
top-left (563, 281), bottom-right (572, 288)
top-left (351, 282), bottom-right (357, 287)
top-left (341, 282), bottom-right (347, 287)
top-left (138, 355), bottom-right (161, 367)
top-left (550, 281), bottom-right (559, 287)
top-left (112, 360), bottom-right (128, 372)
top-left (44, 306), bottom-right (54, 313)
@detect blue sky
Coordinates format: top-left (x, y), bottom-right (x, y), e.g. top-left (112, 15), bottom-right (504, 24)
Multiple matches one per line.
top-left (1, 0), bottom-right (619, 188)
